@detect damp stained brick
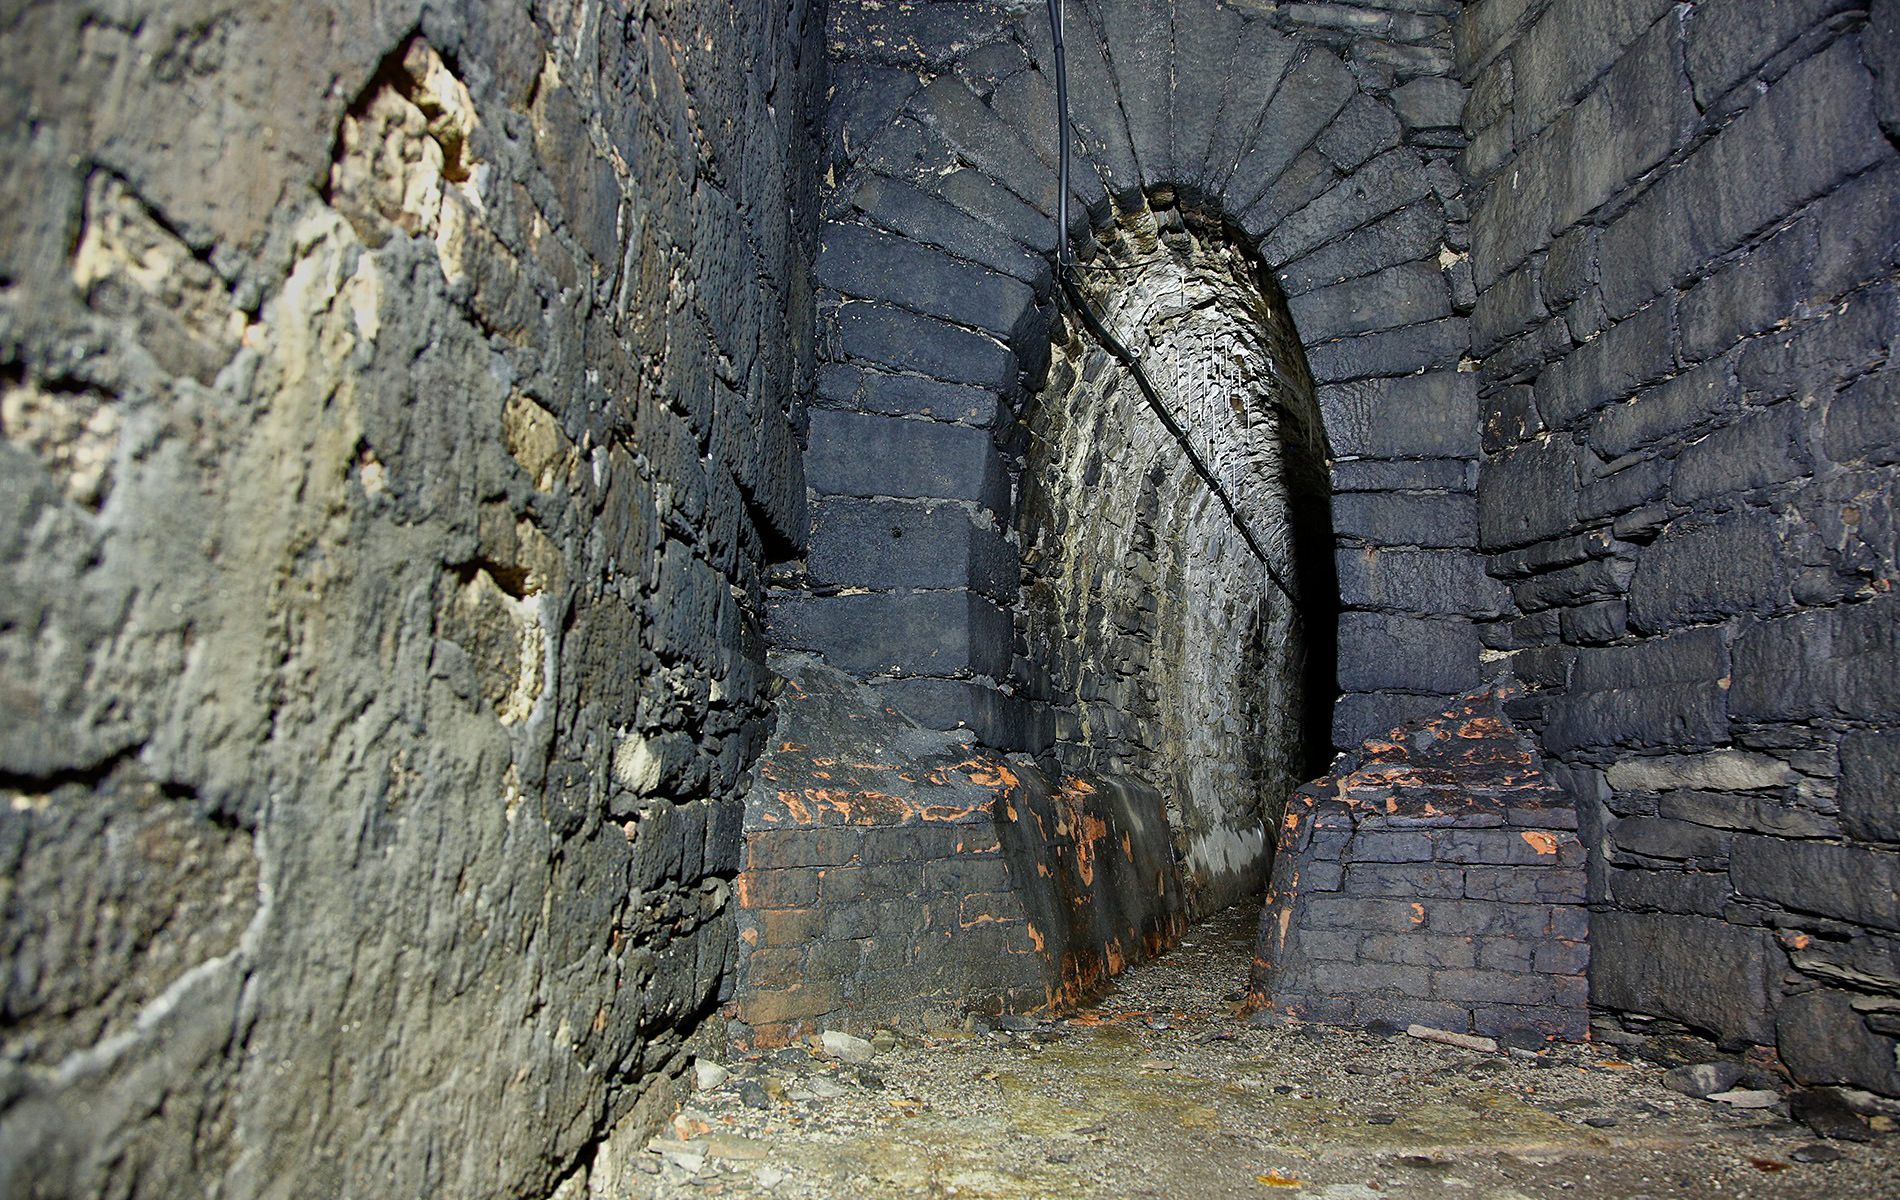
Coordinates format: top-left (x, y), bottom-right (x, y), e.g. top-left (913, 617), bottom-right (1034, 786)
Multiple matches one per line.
top-left (730, 658), bottom-right (1185, 1048)
top-left (1252, 685), bottom-right (1590, 1041)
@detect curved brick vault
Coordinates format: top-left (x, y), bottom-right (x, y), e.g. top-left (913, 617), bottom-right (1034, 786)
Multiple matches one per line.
top-left (1017, 197), bottom-right (1334, 919)
top-left (783, 0), bottom-right (1492, 753)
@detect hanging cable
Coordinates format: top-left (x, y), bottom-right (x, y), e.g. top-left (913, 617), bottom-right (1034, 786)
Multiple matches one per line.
top-left (1056, 271), bottom-right (1303, 603)
top-left (1048, 0), bottom-right (1070, 271)
top-left (1042, 0), bottom-right (1300, 605)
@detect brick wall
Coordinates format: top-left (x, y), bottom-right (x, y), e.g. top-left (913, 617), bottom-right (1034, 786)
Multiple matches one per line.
top-left (1460, 0), bottom-right (1900, 1093)
top-left (1253, 685), bottom-right (1590, 1041)
top-left (730, 657), bottom-right (1185, 1045)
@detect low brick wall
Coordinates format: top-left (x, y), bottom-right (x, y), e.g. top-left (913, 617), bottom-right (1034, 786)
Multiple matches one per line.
top-left (730, 657), bottom-right (1185, 1047)
top-left (735, 785), bottom-right (1040, 1044)
top-left (1001, 773), bottom-right (1188, 1011)
top-left (1252, 685), bottom-right (1590, 1041)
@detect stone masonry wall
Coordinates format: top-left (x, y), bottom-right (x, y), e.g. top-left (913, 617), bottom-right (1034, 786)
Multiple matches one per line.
top-left (0, 3), bottom-right (823, 1196)
top-left (1459, 0), bottom-right (1900, 1095)
top-left (743, 0), bottom-right (1505, 1034)
top-left (748, 0), bottom-right (1508, 1037)
top-left (779, 0), bottom-right (1499, 757)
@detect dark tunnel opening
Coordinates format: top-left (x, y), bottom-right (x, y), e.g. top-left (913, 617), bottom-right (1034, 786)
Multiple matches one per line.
top-left (1011, 191), bottom-right (1337, 921)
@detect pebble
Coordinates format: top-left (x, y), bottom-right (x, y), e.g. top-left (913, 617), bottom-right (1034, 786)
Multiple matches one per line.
top-left (1366, 1114), bottom-right (1397, 1126)
top-left (1406, 1025), bottom-right (1498, 1054)
top-left (737, 1080), bottom-right (769, 1109)
top-left (1583, 1116), bottom-right (1619, 1128)
top-left (1708, 1088), bottom-right (1781, 1109)
top-left (1792, 1143), bottom-right (1846, 1164)
top-left (1662, 1061), bottom-right (1745, 1099)
top-left (871, 1029), bottom-right (900, 1055)
top-left (701, 1134), bottom-right (770, 1161)
top-left (693, 1059), bottom-right (731, 1092)
top-left (649, 1139), bottom-right (707, 1173)
top-left (820, 1030), bottom-right (876, 1065)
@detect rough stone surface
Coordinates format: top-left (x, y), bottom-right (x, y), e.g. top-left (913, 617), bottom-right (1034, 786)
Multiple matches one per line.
top-left (1459, 0), bottom-right (1900, 1093)
top-left (0, 4), bottom-right (824, 1196)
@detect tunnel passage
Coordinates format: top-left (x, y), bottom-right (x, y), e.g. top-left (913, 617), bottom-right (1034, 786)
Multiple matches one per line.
top-left (1015, 194), bottom-right (1336, 920)
top-left (743, 0), bottom-right (1503, 1048)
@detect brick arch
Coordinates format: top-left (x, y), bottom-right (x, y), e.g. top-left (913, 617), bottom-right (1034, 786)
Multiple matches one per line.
top-left (777, 0), bottom-right (1494, 754)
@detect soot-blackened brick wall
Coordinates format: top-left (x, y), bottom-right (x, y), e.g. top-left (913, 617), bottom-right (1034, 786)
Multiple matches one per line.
top-left (1460, 0), bottom-right (1900, 1094)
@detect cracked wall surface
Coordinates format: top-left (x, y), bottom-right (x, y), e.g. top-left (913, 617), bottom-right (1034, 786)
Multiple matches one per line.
top-left (0, 2), bottom-right (822, 1196)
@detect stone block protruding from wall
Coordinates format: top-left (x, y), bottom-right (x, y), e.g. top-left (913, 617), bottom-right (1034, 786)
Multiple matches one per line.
top-left (1252, 685), bottom-right (1589, 1043)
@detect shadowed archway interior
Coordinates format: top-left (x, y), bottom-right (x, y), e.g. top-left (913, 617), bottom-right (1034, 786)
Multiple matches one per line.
top-left (1016, 191), bottom-right (1336, 918)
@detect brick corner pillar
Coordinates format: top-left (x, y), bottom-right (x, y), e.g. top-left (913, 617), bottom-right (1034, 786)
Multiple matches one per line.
top-left (1251, 683), bottom-right (1590, 1043)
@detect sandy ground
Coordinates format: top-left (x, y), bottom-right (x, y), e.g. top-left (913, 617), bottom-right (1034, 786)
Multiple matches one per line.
top-left (616, 907), bottom-right (1899, 1199)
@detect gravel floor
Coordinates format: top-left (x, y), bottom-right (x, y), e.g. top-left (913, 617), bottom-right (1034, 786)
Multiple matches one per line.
top-left (617, 907), bottom-right (1899, 1199)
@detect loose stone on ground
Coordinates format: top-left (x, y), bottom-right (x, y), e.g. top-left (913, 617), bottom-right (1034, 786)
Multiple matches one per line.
top-left (626, 908), bottom-right (1900, 1198)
